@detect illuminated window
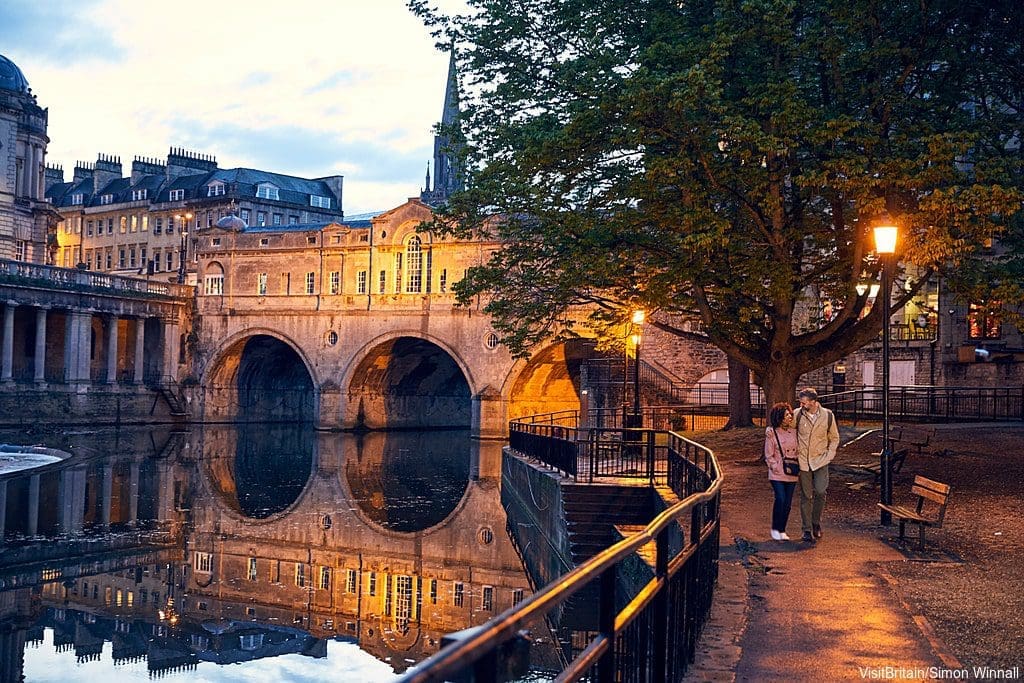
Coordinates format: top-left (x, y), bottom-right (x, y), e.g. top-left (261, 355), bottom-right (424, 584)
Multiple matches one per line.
top-left (968, 302), bottom-right (1001, 340)
top-left (453, 582), bottom-right (464, 607)
top-left (194, 552), bottom-right (213, 573)
top-left (405, 236), bottom-right (422, 293)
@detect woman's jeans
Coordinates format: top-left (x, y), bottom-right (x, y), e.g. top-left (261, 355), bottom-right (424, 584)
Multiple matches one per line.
top-left (770, 480), bottom-right (797, 532)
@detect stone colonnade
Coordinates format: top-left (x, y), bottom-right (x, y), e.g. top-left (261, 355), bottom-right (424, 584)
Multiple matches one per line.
top-left (0, 301), bottom-right (180, 387)
top-left (0, 456), bottom-right (177, 543)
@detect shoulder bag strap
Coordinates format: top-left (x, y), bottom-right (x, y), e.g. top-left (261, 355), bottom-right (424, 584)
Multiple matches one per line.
top-left (773, 427), bottom-right (785, 457)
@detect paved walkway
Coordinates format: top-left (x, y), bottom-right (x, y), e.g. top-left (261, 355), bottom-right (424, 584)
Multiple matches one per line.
top-left (685, 450), bottom-right (953, 682)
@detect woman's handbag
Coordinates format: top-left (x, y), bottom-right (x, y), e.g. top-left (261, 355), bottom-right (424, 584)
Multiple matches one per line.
top-left (774, 428), bottom-right (801, 476)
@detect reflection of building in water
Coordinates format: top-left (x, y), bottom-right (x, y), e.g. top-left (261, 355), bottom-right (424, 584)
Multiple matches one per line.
top-left (4, 425), bottom-right (533, 675)
top-left (186, 427), bottom-right (530, 671)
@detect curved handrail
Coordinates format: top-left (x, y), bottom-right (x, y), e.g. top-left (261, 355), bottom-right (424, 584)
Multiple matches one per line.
top-left (398, 429), bottom-right (721, 683)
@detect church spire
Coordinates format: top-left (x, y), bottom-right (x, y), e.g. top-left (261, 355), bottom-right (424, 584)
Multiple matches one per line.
top-left (421, 43), bottom-right (464, 206)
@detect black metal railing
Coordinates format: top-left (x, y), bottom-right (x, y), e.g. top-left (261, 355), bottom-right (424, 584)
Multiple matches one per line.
top-left (400, 414), bottom-right (722, 683)
top-left (823, 385), bottom-right (1024, 425)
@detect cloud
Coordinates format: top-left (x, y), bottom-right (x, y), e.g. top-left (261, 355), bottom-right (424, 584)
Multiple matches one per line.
top-left (0, 0), bottom-right (121, 63)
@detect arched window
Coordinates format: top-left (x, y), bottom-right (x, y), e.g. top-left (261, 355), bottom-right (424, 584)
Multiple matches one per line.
top-left (204, 262), bottom-right (225, 296)
top-left (405, 236), bottom-right (423, 293)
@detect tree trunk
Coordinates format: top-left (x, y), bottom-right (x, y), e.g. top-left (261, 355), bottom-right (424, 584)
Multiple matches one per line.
top-left (759, 361), bottom-right (800, 413)
top-left (723, 356), bottom-right (754, 430)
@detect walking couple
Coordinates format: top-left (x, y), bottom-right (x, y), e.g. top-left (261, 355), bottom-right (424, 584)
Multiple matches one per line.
top-left (763, 388), bottom-right (839, 543)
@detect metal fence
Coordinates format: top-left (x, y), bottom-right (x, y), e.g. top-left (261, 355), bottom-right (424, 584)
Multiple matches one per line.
top-left (823, 385), bottom-right (1024, 425)
top-left (401, 412), bottom-right (722, 683)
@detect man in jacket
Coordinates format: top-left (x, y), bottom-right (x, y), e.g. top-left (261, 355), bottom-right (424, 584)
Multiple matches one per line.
top-left (794, 387), bottom-right (840, 543)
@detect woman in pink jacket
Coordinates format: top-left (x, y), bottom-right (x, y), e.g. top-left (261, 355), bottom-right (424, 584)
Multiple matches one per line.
top-left (765, 402), bottom-right (799, 540)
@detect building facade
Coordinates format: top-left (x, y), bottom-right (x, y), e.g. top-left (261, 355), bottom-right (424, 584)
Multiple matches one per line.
top-left (0, 53), bottom-right (55, 263)
top-left (45, 149), bottom-right (344, 283)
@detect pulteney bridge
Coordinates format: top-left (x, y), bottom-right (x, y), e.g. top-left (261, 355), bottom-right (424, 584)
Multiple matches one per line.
top-left (191, 199), bottom-right (587, 438)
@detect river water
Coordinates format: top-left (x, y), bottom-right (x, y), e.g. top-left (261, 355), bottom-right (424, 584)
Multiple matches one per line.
top-left (0, 424), bottom-right (541, 682)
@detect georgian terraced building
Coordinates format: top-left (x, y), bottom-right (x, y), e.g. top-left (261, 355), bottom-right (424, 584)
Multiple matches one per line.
top-left (45, 149), bottom-right (344, 282)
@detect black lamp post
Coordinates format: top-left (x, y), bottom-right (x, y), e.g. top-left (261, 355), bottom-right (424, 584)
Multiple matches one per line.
top-left (874, 220), bottom-right (898, 525)
top-left (176, 212), bottom-right (193, 284)
top-left (624, 310), bottom-right (645, 429)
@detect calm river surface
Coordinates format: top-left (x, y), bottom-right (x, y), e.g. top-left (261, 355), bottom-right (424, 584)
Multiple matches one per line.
top-left (0, 424), bottom-right (539, 682)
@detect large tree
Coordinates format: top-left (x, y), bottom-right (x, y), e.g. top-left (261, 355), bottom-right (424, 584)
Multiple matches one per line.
top-left (410, 0), bottom-right (1023, 407)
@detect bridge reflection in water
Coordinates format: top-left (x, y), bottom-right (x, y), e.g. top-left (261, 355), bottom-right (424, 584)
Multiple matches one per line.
top-left (0, 424), bottom-right (559, 682)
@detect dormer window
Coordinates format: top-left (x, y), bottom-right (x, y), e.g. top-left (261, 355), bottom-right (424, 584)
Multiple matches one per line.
top-left (256, 183), bottom-right (279, 200)
top-left (310, 195), bottom-right (331, 208)
top-left (71, 193), bottom-right (84, 205)
top-left (99, 194), bottom-right (114, 205)
top-left (169, 189), bottom-right (185, 201)
top-left (207, 182), bottom-right (225, 197)
top-left (131, 189), bottom-right (148, 201)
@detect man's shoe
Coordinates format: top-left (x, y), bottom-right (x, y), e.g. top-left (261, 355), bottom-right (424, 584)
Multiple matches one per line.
top-left (770, 530), bottom-right (782, 541)
top-left (813, 525), bottom-right (823, 539)
top-left (802, 531), bottom-right (816, 543)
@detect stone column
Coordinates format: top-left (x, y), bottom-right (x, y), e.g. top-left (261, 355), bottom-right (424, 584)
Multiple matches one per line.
top-left (156, 460), bottom-right (175, 524)
top-left (72, 466), bottom-right (87, 532)
top-left (163, 319), bottom-right (180, 381)
top-left (100, 463), bottom-right (113, 527)
top-left (64, 310), bottom-right (93, 384)
top-left (0, 479), bottom-right (7, 541)
top-left (58, 467), bottom-right (74, 533)
top-left (2, 302), bottom-right (14, 382)
top-left (33, 307), bottom-right (47, 384)
top-left (128, 460), bottom-right (140, 525)
top-left (27, 474), bottom-right (40, 536)
top-left (133, 318), bottom-right (146, 384)
top-left (105, 315), bottom-right (119, 384)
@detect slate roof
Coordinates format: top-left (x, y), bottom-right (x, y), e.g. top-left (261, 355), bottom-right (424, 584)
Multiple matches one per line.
top-left (244, 221), bottom-right (339, 233)
top-left (343, 210), bottom-right (383, 228)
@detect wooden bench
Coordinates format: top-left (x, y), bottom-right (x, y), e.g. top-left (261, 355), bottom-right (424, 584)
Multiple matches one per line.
top-left (877, 475), bottom-right (952, 550)
top-left (855, 445), bottom-right (911, 481)
top-left (891, 425), bottom-right (938, 457)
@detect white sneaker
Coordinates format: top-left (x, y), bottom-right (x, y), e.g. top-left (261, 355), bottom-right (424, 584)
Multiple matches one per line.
top-left (779, 532), bottom-right (791, 541)
top-left (770, 530), bottom-right (782, 540)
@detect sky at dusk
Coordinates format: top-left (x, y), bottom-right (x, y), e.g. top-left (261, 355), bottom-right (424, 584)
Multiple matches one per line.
top-left (1, 0), bottom-right (465, 214)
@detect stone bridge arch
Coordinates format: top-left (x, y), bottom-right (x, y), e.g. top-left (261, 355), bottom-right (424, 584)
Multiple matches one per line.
top-left (330, 331), bottom-right (477, 431)
top-left (502, 339), bottom-right (592, 421)
top-left (200, 328), bottom-right (319, 423)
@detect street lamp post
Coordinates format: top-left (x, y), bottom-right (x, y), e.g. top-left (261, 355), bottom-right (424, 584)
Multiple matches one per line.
top-left (874, 220), bottom-right (898, 525)
top-left (176, 212), bottom-right (193, 284)
top-left (625, 310), bottom-right (645, 429)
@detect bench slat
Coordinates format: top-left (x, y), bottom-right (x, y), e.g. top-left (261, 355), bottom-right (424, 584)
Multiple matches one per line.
top-left (913, 475), bottom-right (951, 494)
top-left (877, 504), bottom-right (932, 524)
top-left (910, 485), bottom-right (950, 505)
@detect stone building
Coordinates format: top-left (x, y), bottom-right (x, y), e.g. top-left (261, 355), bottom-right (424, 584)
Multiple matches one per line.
top-left (0, 53), bottom-right (55, 263)
top-left (45, 148), bottom-right (344, 283)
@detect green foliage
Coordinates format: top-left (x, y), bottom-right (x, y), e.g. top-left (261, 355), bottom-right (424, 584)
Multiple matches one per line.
top-left (410, 0), bottom-right (1023, 400)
